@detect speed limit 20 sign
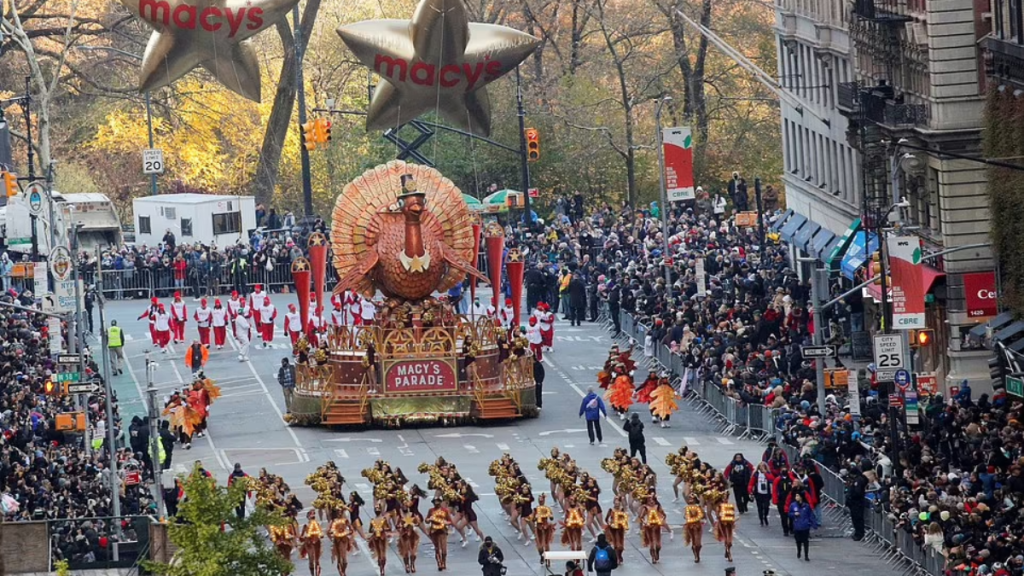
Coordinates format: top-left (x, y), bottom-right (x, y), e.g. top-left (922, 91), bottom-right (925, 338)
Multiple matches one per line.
top-left (142, 149), bottom-right (165, 175)
top-left (873, 334), bottom-right (906, 370)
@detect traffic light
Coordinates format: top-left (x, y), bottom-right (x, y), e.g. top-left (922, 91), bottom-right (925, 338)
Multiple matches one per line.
top-left (321, 119), bottom-right (332, 145)
top-left (910, 328), bottom-right (934, 348)
top-left (525, 128), bottom-right (540, 162)
top-left (2, 171), bottom-right (17, 197)
top-left (870, 252), bottom-right (882, 283)
top-left (302, 120), bottom-right (318, 151)
top-left (44, 379), bottom-right (62, 396)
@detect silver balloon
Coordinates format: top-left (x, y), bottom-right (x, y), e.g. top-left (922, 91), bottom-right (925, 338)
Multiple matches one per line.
top-left (121, 0), bottom-right (300, 101)
top-left (337, 0), bottom-right (540, 136)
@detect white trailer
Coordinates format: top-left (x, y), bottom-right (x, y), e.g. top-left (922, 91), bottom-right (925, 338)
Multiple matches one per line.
top-left (132, 193), bottom-right (256, 248)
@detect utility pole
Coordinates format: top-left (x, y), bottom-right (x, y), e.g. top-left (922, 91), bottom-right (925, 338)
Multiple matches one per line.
top-left (23, 77), bottom-right (34, 181)
top-left (146, 353), bottom-right (167, 520)
top-left (654, 97), bottom-right (673, 288)
top-left (71, 222), bottom-right (90, 457)
top-left (95, 247), bottom-right (121, 561)
top-left (145, 92), bottom-right (158, 196)
top-left (293, 5), bottom-right (314, 218)
top-left (801, 257), bottom-right (829, 415)
top-left (515, 66), bottom-right (532, 228)
top-left (755, 177), bottom-right (766, 265)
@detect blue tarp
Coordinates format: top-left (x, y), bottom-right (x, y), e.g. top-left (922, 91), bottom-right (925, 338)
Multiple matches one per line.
top-left (841, 230), bottom-right (879, 280)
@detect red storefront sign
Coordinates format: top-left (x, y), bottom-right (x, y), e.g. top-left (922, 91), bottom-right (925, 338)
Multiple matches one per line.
top-left (383, 359), bottom-right (458, 394)
top-left (963, 271), bottom-right (998, 318)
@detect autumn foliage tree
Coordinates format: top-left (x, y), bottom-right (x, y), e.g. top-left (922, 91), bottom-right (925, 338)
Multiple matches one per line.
top-left (144, 467), bottom-right (292, 576)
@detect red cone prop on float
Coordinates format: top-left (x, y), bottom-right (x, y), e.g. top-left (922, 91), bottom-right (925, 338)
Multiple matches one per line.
top-left (307, 233), bottom-right (328, 323)
top-left (484, 224), bottom-right (505, 311)
top-left (469, 221), bottom-right (482, 310)
top-left (506, 248), bottom-right (525, 327)
top-left (291, 258), bottom-right (312, 336)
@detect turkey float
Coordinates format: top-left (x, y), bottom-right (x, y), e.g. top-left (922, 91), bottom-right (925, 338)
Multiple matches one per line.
top-left (331, 160), bottom-right (488, 301)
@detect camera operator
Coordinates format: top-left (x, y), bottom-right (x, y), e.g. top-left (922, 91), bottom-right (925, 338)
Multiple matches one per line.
top-left (478, 536), bottom-right (504, 576)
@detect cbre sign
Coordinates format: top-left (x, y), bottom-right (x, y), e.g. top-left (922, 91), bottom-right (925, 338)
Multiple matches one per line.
top-left (963, 271), bottom-right (997, 318)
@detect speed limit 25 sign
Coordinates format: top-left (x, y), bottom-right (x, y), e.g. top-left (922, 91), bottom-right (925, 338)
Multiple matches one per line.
top-left (142, 149), bottom-right (165, 175)
top-left (873, 334), bottom-right (905, 370)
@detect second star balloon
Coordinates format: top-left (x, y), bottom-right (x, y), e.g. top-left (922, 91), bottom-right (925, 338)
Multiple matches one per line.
top-left (337, 0), bottom-right (540, 137)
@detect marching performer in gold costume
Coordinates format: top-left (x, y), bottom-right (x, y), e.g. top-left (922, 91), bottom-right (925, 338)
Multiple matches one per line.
top-left (715, 493), bottom-right (738, 562)
top-left (397, 501), bottom-right (421, 573)
top-left (366, 504), bottom-right (391, 576)
top-left (603, 495), bottom-right (629, 564)
top-left (425, 497), bottom-right (452, 571)
top-left (328, 507), bottom-right (355, 576)
top-left (637, 494), bottom-right (668, 564)
top-left (683, 494), bottom-right (705, 563)
top-left (530, 493), bottom-right (556, 565)
top-left (300, 509), bottom-right (324, 576)
top-left (560, 496), bottom-right (586, 551)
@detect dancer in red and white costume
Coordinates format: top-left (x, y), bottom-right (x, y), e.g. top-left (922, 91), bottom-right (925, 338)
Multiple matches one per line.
top-left (211, 299), bottom-right (229, 349)
top-left (154, 304), bottom-right (173, 353)
top-left (308, 300), bottom-right (325, 347)
top-left (526, 316), bottom-right (543, 361)
top-left (248, 284), bottom-right (267, 325)
top-left (138, 297), bottom-right (159, 343)
top-left (284, 304), bottom-right (303, 345)
top-left (170, 292), bottom-right (188, 344)
top-left (194, 299), bottom-right (212, 346)
top-left (538, 302), bottom-right (555, 351)
top-left (359, 296), bottom-right (376, 326)
top-left (227, 291), bottom-right (243, 338)
top-left (500, 299), bottom-right (515, 332)
top-left (342, 290), bottom-right (359, 326)
top-left (260, 296), bottom-right (277, 347)
top-left (330, 296), bottom-right (345, 331)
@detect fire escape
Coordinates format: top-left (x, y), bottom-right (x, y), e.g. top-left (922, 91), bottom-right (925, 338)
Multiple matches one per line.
top-left (838, 0), bottom-right (928, 227)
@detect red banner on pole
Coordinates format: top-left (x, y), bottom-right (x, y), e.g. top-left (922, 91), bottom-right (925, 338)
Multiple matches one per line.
top-left (307, 232), bottom-right (328, 323)
top-left (291, 258), bottom-right (312, 336)
top-left (485, 232), bottom-right (505, 311)
top-left (506, 248), bottom-right (525, 328)
top-left (663, 126), bottom-right (695, 202)
top-left (964, 271), bottom-right (998, 318)
top-left (886, 236), bottom-right (925, 330)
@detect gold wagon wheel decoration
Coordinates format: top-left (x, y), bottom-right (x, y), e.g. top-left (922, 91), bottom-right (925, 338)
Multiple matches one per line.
top-left (506, 247), bottom-right (522, 262)
top-left (420, 328), bottom-right (455, 355)
top-left (384, 328), bottom-right (417, 355)
top-left (291, 257), bottom-right (311, 273)
top-left (485, 221), bottom-right (504, 238)
top-left (308, 232), bottom-right (327, 248)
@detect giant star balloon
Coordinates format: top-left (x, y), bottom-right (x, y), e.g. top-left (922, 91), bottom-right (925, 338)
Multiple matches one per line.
top-left (337, 0), bottom-right (540, 136)
top-left (121, 0), bottom-right (299, 101)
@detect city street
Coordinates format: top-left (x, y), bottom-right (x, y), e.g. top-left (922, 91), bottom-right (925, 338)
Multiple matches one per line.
top-left (93, 294), bottom-right (904, 576)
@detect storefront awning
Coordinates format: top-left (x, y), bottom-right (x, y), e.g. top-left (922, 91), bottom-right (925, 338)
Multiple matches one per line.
top-left (865, 264), bottom-right (946, 302)
top-left (841, 230), bottom-right (879, 280)
top-left (995, 320), bottom-right (1024, 344)
top-left (968, 311), bottom-right (1013, 339)
top-left (822, 235), bottom-right (844, 264)
top-left (770, 209), bottom-right (794, 232)
top-left (779, 213), bottom-right (807, 243)
top-left (794, 221), bottom-right (822, 253)
top-left (811, 228), bottom-right (837, 259)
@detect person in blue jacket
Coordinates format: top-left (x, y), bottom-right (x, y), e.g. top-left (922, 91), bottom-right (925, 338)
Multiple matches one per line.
top-left (788, 492), bottom-right (817, 561)
top-left (579, 386), bottom-right (608, 445)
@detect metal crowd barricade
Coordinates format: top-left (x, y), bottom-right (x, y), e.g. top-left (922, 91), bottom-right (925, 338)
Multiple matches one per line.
top-left (97, 268), bottom-right (153, 299)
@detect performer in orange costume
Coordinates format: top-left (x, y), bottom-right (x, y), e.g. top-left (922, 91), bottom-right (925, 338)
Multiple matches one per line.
top-left (329, 508), bottom-right (355, 576)
top-left (604, 363), bottom-right (634, 420)
top-left (560, 497), bottom-right (586, 551)
top-left (715, 494), bottom-right (738, 562)
top-left (684, 495), bottom-right (705, 563)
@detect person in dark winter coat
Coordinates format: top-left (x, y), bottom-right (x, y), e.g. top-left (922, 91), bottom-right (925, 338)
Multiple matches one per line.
top-left (568, 272), bottom-right (588, 327)
top-left (623, 413), bottom-right (647, 464)
top-left (478, 536), bottom-right (504, 576)
top-left (788, 492), bottom-right (817, 561)
top-left (159, 420), bottom-right (176, 471)
top-left (587, 533), bottom-right (618, 576)
top-left (724, 453), bottom-right (754, 514)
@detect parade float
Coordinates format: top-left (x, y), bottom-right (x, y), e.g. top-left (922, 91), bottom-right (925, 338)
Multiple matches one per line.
top-left (286, 161), bottom-right (537, 427)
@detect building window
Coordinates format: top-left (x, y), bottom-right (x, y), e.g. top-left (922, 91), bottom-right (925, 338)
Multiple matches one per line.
top-left (181, 218), bottom-right (193, 237)
top-left (139, 216), bottom-right (151, 235)
top-left (212, 212), bottom-right (241, 235)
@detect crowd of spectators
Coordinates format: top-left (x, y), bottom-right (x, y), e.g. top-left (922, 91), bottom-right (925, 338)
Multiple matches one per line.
top-left (506, 181), bottom-right (1020, 576)
top-left (0, 291), bottom-right (155, 566)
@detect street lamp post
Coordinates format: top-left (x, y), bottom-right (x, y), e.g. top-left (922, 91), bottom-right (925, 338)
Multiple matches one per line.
top-left (654, 96), bottom-right (673, 288)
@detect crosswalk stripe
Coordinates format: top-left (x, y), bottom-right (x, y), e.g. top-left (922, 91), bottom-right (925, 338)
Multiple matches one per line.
top-left (334, 449), bottom-right (349, 459)
top-left (367, 447), bottom-right (380, 456)
top-left (684, 437), bottom-right (700, 445)
top-left (464, 445), bottom-right (479, 454)
top-left (496, 443), bottom-right (510, 450)
top-left (716, 437), bottom-right (734, 445)
top-left (653, 437), bottom-right (671, 446)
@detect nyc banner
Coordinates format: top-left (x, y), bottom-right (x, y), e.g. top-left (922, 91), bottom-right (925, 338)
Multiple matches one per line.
top-left (663, 127), bottom-right (695, 202)
top-left (887, 236), bottom-right (925, 330)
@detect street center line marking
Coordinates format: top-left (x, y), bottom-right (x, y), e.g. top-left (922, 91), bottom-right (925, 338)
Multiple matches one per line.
top-left (228, 334), bottom-right (304, 452)
top-left (367, 447), bottom-right (380, 456)
top-left (653, 437), bottom-right (671, 446)
top-left (464, 445), bottom-right (479, 454)
top-left (544, 357), bottom-right (627, 438)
